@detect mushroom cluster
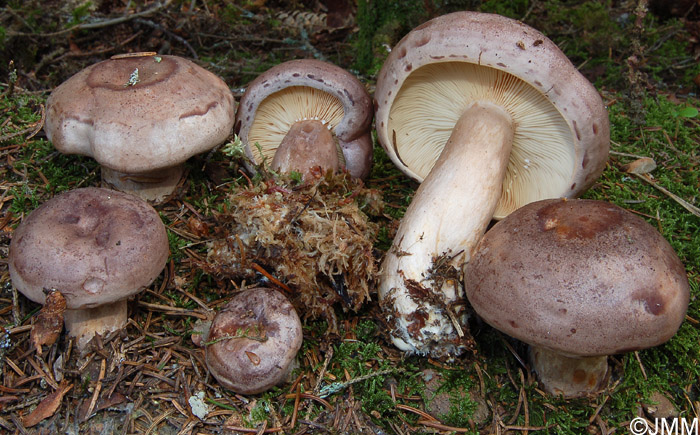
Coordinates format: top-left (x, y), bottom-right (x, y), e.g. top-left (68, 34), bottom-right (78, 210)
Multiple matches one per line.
top-left (44, 52), bottom-right (236, 202)
top-left (19, 9), bottom-right (688, 409)
top-left (8, 187), bottom-right (169, 351)
top-left (373, 11), bottom-right (610, 359)
top-left (464, 198), bottom-right (690, 397)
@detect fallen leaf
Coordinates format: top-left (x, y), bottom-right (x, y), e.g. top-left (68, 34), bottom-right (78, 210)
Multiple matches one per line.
top-left (621, 157), bottom-right (657, 174)
top-left (77, 391), bottom-right (127, 422)
top-left (245, 351), bottom-right (261, 365)
top-left (323, 0), bottom-right (354, 28)
top-left (187, 216), bottom-right (210, 238)
top-left (22, 381), bottom-right (73, 427)
top-left (31, 289), bottom-right (66, 354)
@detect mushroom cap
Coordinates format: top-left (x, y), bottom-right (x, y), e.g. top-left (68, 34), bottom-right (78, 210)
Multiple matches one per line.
top-left (205, 287), bottom-right (303, 395)
top-left (464, 198), bottom-right (690, 357)
top-left (8, 187), bottom-right (169, 309)
top-left (234, 59), bottom-right (373, 179)
top-left (44, 53), bottom-right (235, 175)
top-left (374, 11), bottom-right (609, 218)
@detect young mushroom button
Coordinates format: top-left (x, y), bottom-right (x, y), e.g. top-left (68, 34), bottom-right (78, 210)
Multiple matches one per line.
top-left (204, 287), bottom-right (303, 395)
top-left (373, 11), bottom-right (610, 359)
top-left (234, 59), bottom-right (374, 180)
top-left (44, 53), bottom-right (236, 203)
top-left (464, 199), bottom-right (690, 397)
top-left (8, 187), bottom-right (170, 352)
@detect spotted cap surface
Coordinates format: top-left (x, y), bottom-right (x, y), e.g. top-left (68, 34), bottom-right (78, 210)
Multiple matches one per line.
top-left (465, 198), bottom-right (690, 356)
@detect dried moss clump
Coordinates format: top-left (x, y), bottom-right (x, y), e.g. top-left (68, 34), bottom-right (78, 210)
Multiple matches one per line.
top-left (206, 168), bottom-right (383, 330)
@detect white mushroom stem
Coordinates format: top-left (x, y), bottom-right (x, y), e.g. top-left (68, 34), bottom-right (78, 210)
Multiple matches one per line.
top-left (102, 165), bottom-right (184, 203)
top-left (379, 102), bottom-right (514, 358)
top-left (63, 300), bottom-right (128, 352)
top-left (529, 346), bottom-right (608, 397)
top-left (271, 119), bottom-right (341, 179)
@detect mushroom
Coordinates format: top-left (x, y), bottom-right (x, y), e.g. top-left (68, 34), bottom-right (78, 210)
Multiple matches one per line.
top-left (373, 11), bottom-right (610, 358)
top-left (44, 52), bottom-right (236, 202)
top-left (8, 187), bottom-right (170, 351)
top-left (234, 59), bottom-right (373, 180)
top-left (464, 198), bottom-right (690, 397)
top-left (204, 287), bottom-right (303, 395)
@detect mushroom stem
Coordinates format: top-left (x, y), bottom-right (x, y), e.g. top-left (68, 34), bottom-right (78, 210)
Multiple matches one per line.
top-left (270, 119), bottom-right (341, 179)
top-left (379, 102), bottom-right (514, 358)
top-left (102, 165), bottom-right (184, 203)
top-left (529, 345), bottom-right (608, 397)
top-left (63, 299), bottom-right (128, 351)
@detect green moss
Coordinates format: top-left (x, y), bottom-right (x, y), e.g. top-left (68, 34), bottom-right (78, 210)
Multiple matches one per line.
top-left (164, 225), bottom-right (189, 263)
top-left (246, 395), bottom-right (276, 424)
top-left (353, 0), bottom-right (426, 76)
top-left (479, 0), bottom-right (531, 18)
top-left (429, 369), bottom-right (479, 427)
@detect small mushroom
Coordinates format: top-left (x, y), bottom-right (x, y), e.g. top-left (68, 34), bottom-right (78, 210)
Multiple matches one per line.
top-left (234, 59), bottom-right (373, 180)
top-left (44, 53), bottom-right (235, 202)
top-left (8, 187), bottom-right (170, 351)
top-left (464, 198), bottom-right (690, 397)
top-left (374, 12), bottom-right (610, 358)
top-left (204, 287), bottom-right (303, 395)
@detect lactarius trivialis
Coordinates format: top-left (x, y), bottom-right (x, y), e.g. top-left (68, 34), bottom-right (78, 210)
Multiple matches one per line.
top-left (234, 59), bottom-right (373, 180)
top-left (8, 187), bottom-right (169, 351)
top-left (44, 52), bottom-right (235, 202)
top-left (204, 288), bottom-right (303, 395)
top-left (374, 11), bottom-right (610, 359)
top-left (465, 199), bottom-right (689, 397)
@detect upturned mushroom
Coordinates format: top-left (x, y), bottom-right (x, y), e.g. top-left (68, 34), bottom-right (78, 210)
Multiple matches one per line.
top-left (374, 11), bottom-right (610, 358)
top-left (8, 187), bottom-right (169, 351)
top-left (464, 198), bottom-right (690, 397)
top-left (203, 287), bottom-right (303, 395)
top-left (234, 59), bottom-right (373, 180)
top-left (44, 52), bottom-right (235, 202)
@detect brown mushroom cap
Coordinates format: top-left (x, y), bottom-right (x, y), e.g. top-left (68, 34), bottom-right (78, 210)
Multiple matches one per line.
top-left (234, 59), bottom-right (373, 179)
top-left (8, 187), bottom-right (169, 309)
top-left (44, 53), bottom-right (235, 200)
top-left (464, 198), bottom-right (690, 357)
top-left (374, 11), bottom-right (609, 218)
top-left (205, 287), bottom-right (303, 395)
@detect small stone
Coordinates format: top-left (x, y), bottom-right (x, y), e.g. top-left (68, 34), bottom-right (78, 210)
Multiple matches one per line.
top-left (643, 391), bottom-right (679, 419)
top-left (422, 369), bottom-right (490, 426)
top-left (190, 318), bottom-right (212, 347)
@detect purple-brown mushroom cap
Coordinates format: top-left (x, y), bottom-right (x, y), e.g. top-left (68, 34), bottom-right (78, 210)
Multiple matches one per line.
top-left (44, 53), bottom-right (235, 201)
top-left (234, 59), bottom-right (373, 179)
top-left (205, 287), bottom-right (303, 395)
top-left (465, 198), bottom-right (689, 396)
top-left (9, 187), bottom-right (169, 309)
top-left (374, 11), bottom-right (610, 218)
top-left (465, 198), bottom-right (689, 356)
